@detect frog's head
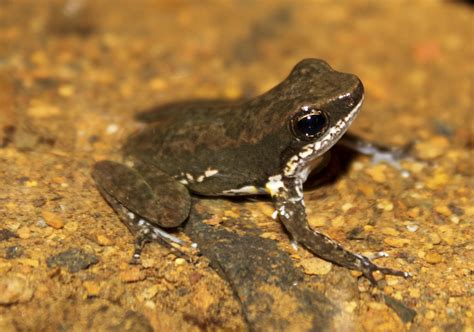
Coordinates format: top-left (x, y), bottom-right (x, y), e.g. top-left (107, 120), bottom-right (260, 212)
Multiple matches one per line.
top-left (275, 59), bottom-right (364, 179)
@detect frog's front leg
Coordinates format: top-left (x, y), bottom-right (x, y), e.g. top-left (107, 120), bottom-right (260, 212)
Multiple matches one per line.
top-left (339, 132), bottom-right (414, 167)
top-left (268, 175), bottom-right (411, 285)
top-left (92, 160), bottom-right (191, 263)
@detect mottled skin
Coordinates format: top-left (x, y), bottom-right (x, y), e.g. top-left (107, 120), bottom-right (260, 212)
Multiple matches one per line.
top-left (93, 59), bottom-right (410, 284)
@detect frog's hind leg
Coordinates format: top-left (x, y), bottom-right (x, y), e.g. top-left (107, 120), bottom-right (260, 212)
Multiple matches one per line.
top-left (92, 160), bottom-right (191, 263)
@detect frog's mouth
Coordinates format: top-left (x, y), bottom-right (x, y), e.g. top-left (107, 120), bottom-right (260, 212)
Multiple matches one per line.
top-left (283, 96), bottom-right (364, 180)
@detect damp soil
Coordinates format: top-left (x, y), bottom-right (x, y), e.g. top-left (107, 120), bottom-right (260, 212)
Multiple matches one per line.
top-left (0, 1), bottom-right (473, 331)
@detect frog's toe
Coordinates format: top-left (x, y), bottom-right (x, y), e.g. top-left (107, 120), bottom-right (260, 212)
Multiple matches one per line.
top-left (355, 253), bottom-right (411, 285)
top-left (130, 217), bottom-right (190, 264)
top-left (370, 141), bottom-right (415, 168)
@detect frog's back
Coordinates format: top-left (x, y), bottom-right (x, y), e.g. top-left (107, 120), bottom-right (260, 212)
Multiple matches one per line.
top-left (122, 100), bottom-right (287, 194)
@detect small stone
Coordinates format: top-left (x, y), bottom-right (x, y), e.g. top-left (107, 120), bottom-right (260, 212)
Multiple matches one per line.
top-left (308, 214), bottom-right (327, 228)
top-left (140, 284), bottom-right (160, 300)
top-left (4, 246), bottom-right (24, 259)
top-left (424, 251), bottom-right (443, 264)
top-left (425, 310), bottom-right (436, 320)
top-left (416, 136), bottom-right (449, 159)
top-left (426, 171), bottom-right (449, 189)
top-left (224, 209), bottom-right (240, 219)
top-left (384, 237), bottom-right (411, 248)
top-left (435, 205), bottom-right (452, 217)
top-left (42, 210), bottom-right (65, 229)
top-left (365, 164), bottom-right (387, 183)
top-left (63, 221), bottom-right (79, 233)
top-left (46, 248), bottom-right (99, 273)
top-left (407, 207), bottom-right (421, 218)
top-left (381, 227), bottom-right (399, 236)
top-left (95, 234), bottom-right (113, 246)
top-left (120, 266), bottom-right (146, 283)
top-left (408, 288), bottom-right (421, 298)
top-left (17, 227), bottom-right (31, 239)
top-left (17, 258), bottom-right (39, 268)
top-left (174, 258), bottom-right (186, 266)
top-left (57, 84), bottom-right (75, 97)
top-left (0, 275), bottom-right (35, 304)
top-left (449, 215), bottom-right (460, 224)
top-left (406, 224), bottom-right (418, 232)
top-left (0, 229), bottom-right (18, 242)
top-left (27, 102), bottom-right (61, 119)
top-left (332, 215), bottom-right (345, 227)
top-left (83, 281), bottom-right (101, 297)
top-left (25, 180), bottom-right (38, 187)
top-left (358, 183), bottom-right (375, 198)
top-left (106, 124), bottom-right (119, 135)
top-left (300, 257), bottom-right (332, 275)
top-left (377, 199), bottom-right (394, 212)
top-left (341, 203), bottom-right (353, 212)
top-left (429, 233), bottom-right (441, 245)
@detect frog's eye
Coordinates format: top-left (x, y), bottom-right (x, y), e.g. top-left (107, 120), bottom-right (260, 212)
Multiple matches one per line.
top-left (291, 108), bottom-right (329, 141)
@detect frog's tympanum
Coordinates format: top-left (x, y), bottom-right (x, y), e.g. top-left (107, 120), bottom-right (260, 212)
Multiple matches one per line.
top-left (93, 59), bottom-right (411, 284)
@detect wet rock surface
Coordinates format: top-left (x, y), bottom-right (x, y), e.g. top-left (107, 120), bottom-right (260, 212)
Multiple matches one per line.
top-left (0, 1), bottom-right (472, 331)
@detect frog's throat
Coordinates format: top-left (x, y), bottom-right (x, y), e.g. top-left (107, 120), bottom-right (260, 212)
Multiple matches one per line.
top-left (284, 96), bottom-right (364, 179)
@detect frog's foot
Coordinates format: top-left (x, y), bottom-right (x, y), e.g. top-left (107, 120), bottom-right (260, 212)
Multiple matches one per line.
top-left (354, 253), bottom-right (412, 285)
top-left (92, 160), bottom-right (192, 263)
top-left (271, 176), bottom-right (411, 285)
top-left (128, 213), bottom-right (189, 264)
top-left (97, 187), bottom-right (190, 263)
top-left (339, 133), bottom-right (415, 172)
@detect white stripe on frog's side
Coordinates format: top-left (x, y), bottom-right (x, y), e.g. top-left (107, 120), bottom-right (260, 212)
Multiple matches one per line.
top-left (284, 96), bottom-right (364, 178)
top-left (222, 185), bottom-right (265, 195)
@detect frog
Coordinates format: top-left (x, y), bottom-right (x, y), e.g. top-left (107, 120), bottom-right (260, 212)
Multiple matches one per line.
top-left (92, 58), bottom-right (411, 285)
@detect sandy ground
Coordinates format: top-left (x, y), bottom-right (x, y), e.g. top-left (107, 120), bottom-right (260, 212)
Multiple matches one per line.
top-left (0, 1), bottom-right (473, 331)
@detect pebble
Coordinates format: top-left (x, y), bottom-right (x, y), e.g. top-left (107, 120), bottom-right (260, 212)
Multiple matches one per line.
top-left (140, 284), bottom-right (160, 300)
top-left (174, 258), bottom-right (186, 266)
top-left (365, 164), bottom-right (387, 183)
top-left (27, 103), bottom-right (61, 119)
top-left (407, 207), bottom-right (421, 218)
top-left (435, 205), bottom-right (452, 217)
top-left (300, 257), bottom-right (332, 275)
top-left (384, 237), bottom-right (411, 248)
top-left (341, 203), bottom-right (353, 212)
top-left (17, 227), bottom-right (31, 239)
top-left (57, 84), bottom-right (75, 97)
top-left (95, 234), bottom-right (113, 246)
top-left (119, 266), bottom-right (146, 282)
top-left (83, 281), bottom-right (101, 297)
top-left (106, 124), bottom-right (119, 135)
top-left (46, 248), bottom-right (99, 273)
top-left (416, 136), bottom-right (449, 159)
top-left (426, 171), bottom-right (449, 189)
top-left (308, 214), bottom-right (327, 228)
top-left (0, 275), bottom-right (35, 304)
top-left (429, 233), bottom-right (441, 245)
top-left (425, 310), bottom-right (436, 320)
top-left (381, 227), bottom-right (399, 236)
top-left (424, 251), bottom-right (443, 264)
top-left (406, 224), bottom-right (419, 232)
top-left (377, 199), bottom-right (394, 212)
top-left (409, 288), bottom-right (421, 298)
top-left (42, 210), bottom-right (65, 229)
